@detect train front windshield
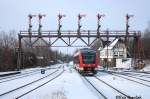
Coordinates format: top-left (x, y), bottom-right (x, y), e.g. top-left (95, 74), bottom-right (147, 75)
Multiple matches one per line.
top-left (82, 53), bottom-right (96, 64)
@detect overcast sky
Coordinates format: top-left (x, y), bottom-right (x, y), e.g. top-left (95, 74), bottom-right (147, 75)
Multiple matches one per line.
top-left (0, 0), bottom-right (149, 54)
top-left (0, 0), bottom-right (150, 31)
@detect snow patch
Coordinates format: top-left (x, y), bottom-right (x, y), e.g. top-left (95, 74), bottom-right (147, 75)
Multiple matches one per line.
top-left (141, 64), bottom-right (150, 71)
top-left (51, 90), bottom-right (67, 99)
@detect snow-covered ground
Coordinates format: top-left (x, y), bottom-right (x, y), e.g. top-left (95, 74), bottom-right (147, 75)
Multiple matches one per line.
top-left (0, 64), bottom-right (150, 99)
top-left (19, 65), bottom-right (99, 99)
top-left (96, 71), bottom-right (150, 99)
top-left (141, 64), bottom-right (150, 72)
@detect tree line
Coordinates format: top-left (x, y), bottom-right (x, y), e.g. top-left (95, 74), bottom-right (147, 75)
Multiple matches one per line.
top-left (142, 21), bottom-right (150, 60)
top-left (0, 31), bottom-right (70, 72)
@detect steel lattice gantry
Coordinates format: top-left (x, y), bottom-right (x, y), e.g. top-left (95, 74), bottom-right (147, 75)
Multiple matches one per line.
top-left (17, 30), bottom-right (141, 70)
top-left (18, 30), bottom-right (140, 47)
top-left (16, 13), bottom-right (143, 70)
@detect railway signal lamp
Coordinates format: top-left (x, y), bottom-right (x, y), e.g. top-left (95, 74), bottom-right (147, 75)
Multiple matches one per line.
top-left (38, 14), bottom-right (46, 36)
top-left (57, 14), bottom-right (66, 37)
top-left (125, 14), bottom-right (134, 47)
top-left (126, 14), bottom-right (134, 29)
top-left (28, 14), bottom-right (36, 34)
top-left (77, 14), bottom-right (86, 36)
top-left (58, 14), bottom-right (66, 20)
top-left (97, 13), bottom-right (105, 37)
top-left (28, 14), bottom-right (36, 45)
top-left (97, 14), bottom-right (105, 20)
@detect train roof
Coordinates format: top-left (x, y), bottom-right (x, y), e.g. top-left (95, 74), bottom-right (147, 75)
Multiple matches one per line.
top-left (80, 48), bottom-right (95, 53)
top-left (73, 48), bottom-right (95, 57)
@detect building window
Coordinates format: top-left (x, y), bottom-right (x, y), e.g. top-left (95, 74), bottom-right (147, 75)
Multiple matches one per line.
top-left (119, 51), bottom-right (124, 56)
top-left (114, 51), bottom-right (118, 56)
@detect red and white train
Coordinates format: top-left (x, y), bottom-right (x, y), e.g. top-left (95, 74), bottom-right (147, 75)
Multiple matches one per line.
top-left (73, 48), bottom-right (99, 75)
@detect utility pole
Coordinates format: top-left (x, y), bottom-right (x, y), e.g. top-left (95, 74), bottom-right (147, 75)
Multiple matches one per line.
top-left (106, 29), bottom-right (109, 70)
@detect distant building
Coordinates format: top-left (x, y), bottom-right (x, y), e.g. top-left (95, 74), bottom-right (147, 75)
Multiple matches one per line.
top-left (98, 38), bottom-right (131, 68)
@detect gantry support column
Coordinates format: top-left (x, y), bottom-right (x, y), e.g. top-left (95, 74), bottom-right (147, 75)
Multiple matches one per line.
top-left (17, 35), bottom-right (22, 71)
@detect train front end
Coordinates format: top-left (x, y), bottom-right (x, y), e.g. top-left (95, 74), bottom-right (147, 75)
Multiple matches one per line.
top-left (73, 48), bottom-right (98, 75)
top-left (80, 49), bottom-right (98, 75)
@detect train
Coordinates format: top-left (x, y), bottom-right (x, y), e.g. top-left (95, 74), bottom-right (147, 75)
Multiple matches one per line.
top-left (73, 48), bottom-right (98, 75)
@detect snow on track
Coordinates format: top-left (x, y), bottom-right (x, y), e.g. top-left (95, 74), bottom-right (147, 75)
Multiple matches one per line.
top-left (82, 77), bottom-right (107, 99)
top-left (107, 71), bottom-right (150, 87)
top-left (16, 69), bottom-right (64, 99)
top-left (96, 71), bottom-right (150, 99)
top-left (121, 71), bottom-right (150, 79)
top-left (1, 64), bottom-right (150, 99)
top-left (0, 64), bottom-right (62, 83)
top-left (0, 67), bottom-right (60, 99)
top-left (86, 77), bottom-right (128, 99)
top-left (18, 66), bottom-right (99, 99)
top-left (0, 70), bottom-right (40, 83)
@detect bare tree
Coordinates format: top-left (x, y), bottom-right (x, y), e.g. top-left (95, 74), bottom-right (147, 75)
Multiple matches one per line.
top-left (142, 21), bottom-right (150, 60)
top-left (0, 31), bottom-right (18, 71)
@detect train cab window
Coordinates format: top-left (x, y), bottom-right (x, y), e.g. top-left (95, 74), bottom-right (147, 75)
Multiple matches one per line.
top-left (82, 53), bottom-right (96, 64)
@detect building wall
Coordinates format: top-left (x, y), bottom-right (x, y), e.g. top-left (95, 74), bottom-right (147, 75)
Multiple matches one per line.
top-left (100, 58), bottom-right (116, 67)
top-left (99, 40), bottom-right (127, 67)
top-left (116, 58), bottom-right (132, 68)
top-left (113, 42), bottom-right (127, 59)
top-left (100, 49), bottom-right (113, 59)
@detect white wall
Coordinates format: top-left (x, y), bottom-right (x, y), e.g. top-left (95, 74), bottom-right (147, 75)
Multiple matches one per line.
top-left (100, 49), bottom-right (113, 59)
top-left (116, 58), bottom-right (132, 68)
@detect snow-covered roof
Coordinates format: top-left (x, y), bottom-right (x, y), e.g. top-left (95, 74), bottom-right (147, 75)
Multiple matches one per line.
top-left (103, 38), bottom-right (119, 50)
top-left (73, 51), bottom-right (80, 57)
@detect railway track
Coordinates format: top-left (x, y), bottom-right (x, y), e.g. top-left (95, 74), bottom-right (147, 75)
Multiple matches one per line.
top-left (84, 76), bottom-right (134, 99)
top-left (114, 72), bottom-right (150, 81)
top-left (0, 70), bottom-right (40, 84)
top-left (0, 68), bottom-right (43, 81)
top-left (0, 66), bottom-right (61, 84)
top-left (121, 72), bottom-right (150, 78)
top-left (15, 68), bottom-right (64, 99)
top-left (77, 68), bottom-right (132, 99)
top-left (124, 71), bottom-right (150, 74)
top-left (95, 76), bottom-right (133, 99)
top-left (83, 77), bottom-right (107, 99)
top-left (103, 71), bottom-right (150, 88)
top-left (0, 66), bottom-right (63, 98)
top-left (0, 65), bottom-right (60, 81)
top-left (75, 69), bottom-right (107, 99)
